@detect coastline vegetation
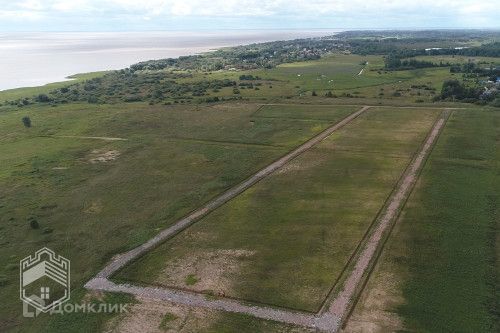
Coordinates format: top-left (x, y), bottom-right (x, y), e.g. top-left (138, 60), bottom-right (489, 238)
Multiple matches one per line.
top-left (1, 30), bottom-right (499, 108)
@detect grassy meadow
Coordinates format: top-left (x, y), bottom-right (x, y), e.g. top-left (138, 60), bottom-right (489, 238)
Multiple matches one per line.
top-left (168, 54), bottom-right (463, 105)
top-left (348, 108), bottom-right (499, 332)
top-left (397, 108), bottom-right (499, 332)
top-left (0, 100), bottom-right (357, 331)
top-left (115, 107), bottom-right (440, 312)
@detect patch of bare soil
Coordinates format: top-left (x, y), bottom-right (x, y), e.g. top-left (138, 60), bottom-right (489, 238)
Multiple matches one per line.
top-left (105, 296), bottom-right (220, 333)
top-left (83, 200), bottom-right (103, 214)
top-left (88, 149), bottom-right (120, 163)
top-left (82, 290), bottom-right (106, 303)
top-left (276, 154), bottom-right (323, 175)
top-left (342, 270), bottom-right (404, 333)
top-left (156, 249), bottom-right (255, 295)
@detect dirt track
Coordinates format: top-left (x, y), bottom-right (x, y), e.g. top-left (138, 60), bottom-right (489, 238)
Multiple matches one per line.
top-left (328, 109), bottom-right (451, 325)
top-left (85, 107), bottom-right (450, 332)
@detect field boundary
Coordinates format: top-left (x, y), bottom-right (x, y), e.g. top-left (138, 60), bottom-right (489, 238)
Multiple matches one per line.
top-left (327, 109), bottom-right (451, 329)
top-left (317, 108), bottom-right (444, 314)
top-left (251, 115), bottom-right (343, 122)
top-left (85, 106), bottom-right (450, 332)
top-left (53, 135), bottom-right (128, 141)
top-left (258, 103), bottom-right (465, 109)
top-left (340, 110), bottom-right (454, 329)
top-left (86, 105), bottom-right (369, 279)
top-left (160, 136), bottom-right (287, 149)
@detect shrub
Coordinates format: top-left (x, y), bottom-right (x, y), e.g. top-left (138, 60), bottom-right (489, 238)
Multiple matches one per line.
top-left (22, 116), bottom-right (31, 128)
top-left (29, 219), bottom-right (39, 229)
top-left (491, 98), bottom-right (500, 107)
top-left (239, 74), bottom-right (260, 80)
top-left (87, 96), bottom-right (99, 103)
top-left (35, 94), bottom-right (51, 103)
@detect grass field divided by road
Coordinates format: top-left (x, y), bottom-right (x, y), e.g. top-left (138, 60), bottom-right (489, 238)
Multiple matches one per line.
top-left (347, 107), bottom-right (499, 333)
top-left (114, 106), bottom-right (441, 312)
top-left (0, 101), bottom-right (357, 332)
top-left (1, 43), bottom-right (498, 333)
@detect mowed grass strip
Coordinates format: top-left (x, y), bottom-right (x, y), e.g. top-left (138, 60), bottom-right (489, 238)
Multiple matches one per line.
top-left (115, 107), bottom-right (440, 312)
top-left (0, 102), bottom-right (354, 331)
top-left (391, 109), bottom-right (498, 332)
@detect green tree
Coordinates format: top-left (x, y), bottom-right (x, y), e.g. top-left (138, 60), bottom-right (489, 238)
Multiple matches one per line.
top-left (384, 53), bottom-right (402, 69)
top-left (441, 80), bottom-right (466, 100)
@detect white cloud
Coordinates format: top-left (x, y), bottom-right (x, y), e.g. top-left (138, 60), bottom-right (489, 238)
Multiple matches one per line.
top-left (0, 9), bottom-right (43, 20)
top-left (51, 0), bottom-right (92, 12)
top-left (458, 2), bottom-right (496, 15)
top-left (0, 0), bottom-right (497, 28)
top-left (170, 2), bottom-right (192, 16)
top-left (3, 0), bottom-right (498, 16)
top-left (19, 0), bottom-right (44, 11)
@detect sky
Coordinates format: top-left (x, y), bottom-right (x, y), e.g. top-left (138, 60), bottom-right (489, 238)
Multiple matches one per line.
top-left (0, 0), bottom-right (498, 31)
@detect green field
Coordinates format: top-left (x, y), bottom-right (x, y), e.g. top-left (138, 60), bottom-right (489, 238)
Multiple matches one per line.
top-left (348, 108), bottom-right (499, 332)
top-left (115, 107), bottom-right (440, 312)
top-left (168, 54), bottom-right (457, 104)
top-left (0, 53), bottom-right (468, 108)
top-left (397, 109), bottom-right (499, 332)
top-left (0, 101), bottom-right (357, 331)
top-left (257, 54), bottom-right (414, 91)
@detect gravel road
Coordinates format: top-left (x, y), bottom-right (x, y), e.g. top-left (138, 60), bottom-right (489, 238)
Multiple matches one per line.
top-left (85, 106), bottom-right (449, 332)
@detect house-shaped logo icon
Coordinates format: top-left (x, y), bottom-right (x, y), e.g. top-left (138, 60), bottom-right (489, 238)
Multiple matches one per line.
top-left (20, 247), bottom-right (70, 313)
